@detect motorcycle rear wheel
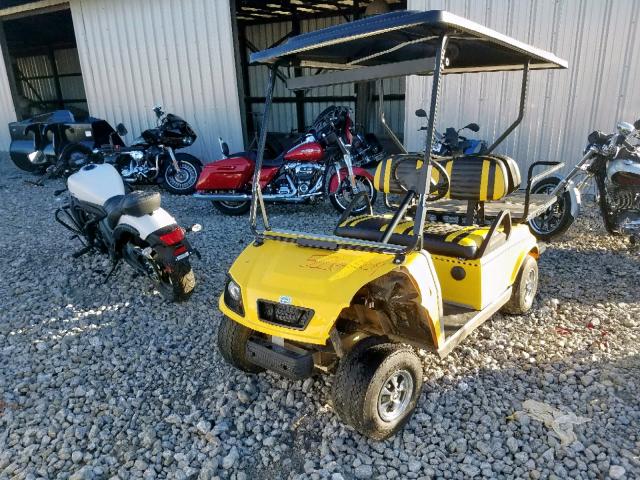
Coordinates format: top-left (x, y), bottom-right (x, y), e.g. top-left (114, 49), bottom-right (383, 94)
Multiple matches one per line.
top-left (212, 200), bottom-right (251, 215)
top-left (156, 260), bottom-right (196, 302)
top-left (528, 176), bottom-right (576, 241)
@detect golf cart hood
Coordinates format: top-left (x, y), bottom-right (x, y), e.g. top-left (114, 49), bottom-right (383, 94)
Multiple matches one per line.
top-left (221, 237), bottom-right (404, 344)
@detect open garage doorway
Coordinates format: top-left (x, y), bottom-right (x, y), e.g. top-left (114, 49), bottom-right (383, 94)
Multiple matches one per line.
top-left (232, 0), bottom-right (407, 151)
top-left (1, 6), bottom-right (87, 121)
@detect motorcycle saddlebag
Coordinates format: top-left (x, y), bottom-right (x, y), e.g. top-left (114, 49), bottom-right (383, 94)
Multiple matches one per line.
top-left (196, 156), bottom-right (255, 190)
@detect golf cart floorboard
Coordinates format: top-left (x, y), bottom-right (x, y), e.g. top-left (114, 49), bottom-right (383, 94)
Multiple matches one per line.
top-left (442, 303), bottom-right (479, 332)
top-left (428, 192), bottom-right (555, 222)
top-left (438, 289), bottom-right (511, 358)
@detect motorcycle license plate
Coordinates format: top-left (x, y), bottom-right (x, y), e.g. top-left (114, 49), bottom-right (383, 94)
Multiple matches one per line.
top-left (175, 251), bottom-right (190, 261)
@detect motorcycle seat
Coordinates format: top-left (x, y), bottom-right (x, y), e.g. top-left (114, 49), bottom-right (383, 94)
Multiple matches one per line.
top-left (104, 190), bottom-right (161, 229)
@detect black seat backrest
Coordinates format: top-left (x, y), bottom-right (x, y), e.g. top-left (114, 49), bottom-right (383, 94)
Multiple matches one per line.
top-left (373, 154), bottom-right (521, 201)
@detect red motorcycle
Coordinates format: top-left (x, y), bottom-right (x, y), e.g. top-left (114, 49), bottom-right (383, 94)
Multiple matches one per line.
top-left (193, 107), bottom-right (377, 215)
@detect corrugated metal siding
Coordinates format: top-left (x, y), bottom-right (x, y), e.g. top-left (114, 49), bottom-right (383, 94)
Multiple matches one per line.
top-left (405, 0), bottom-right (640, 175)
top-left (0, 32), bottom-right (17, 150)
top-left (245, 15), bottom-right (406, 136)
top-left (69, 0), bottom-right (243, 160)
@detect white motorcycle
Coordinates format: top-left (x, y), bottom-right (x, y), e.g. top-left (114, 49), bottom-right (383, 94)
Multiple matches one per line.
top-left (55, 163), bottom-right (198, 301)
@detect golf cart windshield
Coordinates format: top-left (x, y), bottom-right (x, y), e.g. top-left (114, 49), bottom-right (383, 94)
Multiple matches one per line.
top-left (248, 9), bottom-right (567, 254)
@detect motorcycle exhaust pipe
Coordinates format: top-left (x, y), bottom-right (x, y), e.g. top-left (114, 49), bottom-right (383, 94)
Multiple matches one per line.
top-left (193, 193), bottom-right (252, 202)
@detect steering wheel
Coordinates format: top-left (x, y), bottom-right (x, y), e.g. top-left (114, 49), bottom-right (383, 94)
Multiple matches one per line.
top-left (427, 159), bottom-right (450, 201)
top-left (393, 157), bottom-right (450, 202)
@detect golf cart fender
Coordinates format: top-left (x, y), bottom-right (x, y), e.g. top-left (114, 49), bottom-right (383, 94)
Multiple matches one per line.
top-left (328, 167), bottom-right (373, 193)
top-left (219, 240), bottom-right (441, 346)
top-left (509, 238), bottom-right (540, 285)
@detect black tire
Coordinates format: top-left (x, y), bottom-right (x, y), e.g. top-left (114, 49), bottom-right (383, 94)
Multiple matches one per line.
top-left (330, 175), bottom-right (377, 214)
top-left (212, 200), bottom-right (251, 216)
top-left (161, 153), bottom-right (203, 195)
top-left (157, 260), bottom-right (196, 302)
top-left (217, 316), bottom-right (265, 373)
top-left (501, 255), bottom-right (538, 315)
top-left (332, 337), bottom-right (423, 440)
top-left (528, 176), bottom-right (576, 241)
top-left (55, 143), bottom-right (94, 177)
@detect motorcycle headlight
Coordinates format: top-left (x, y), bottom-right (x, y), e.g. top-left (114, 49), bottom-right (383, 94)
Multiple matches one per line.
top-left (183, 137), bottom-right (193, 145)
top-left (224, 276), bottom-right (244, 315)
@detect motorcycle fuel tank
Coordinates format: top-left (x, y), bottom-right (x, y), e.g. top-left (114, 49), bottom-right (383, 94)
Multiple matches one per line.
top-left (67, 163), bottom-right (125, 206)
top-left (284, 142), bottom-right (324, 162)
top-left (608, 158), bottom-right (640, 186)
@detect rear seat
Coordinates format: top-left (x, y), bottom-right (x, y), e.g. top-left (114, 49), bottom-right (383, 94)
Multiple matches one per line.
top-left (335, 154), bottom-right (521, 259)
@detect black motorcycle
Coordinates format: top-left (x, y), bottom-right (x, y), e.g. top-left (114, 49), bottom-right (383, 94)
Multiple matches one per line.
top-left (8, 109), bottom-right (122, 184)
top-left (415, 109), bottom-right (486, 156)
top-left (90, 106), bottom-right (203, 194)
top-left (529, 119), bottom-right (640, 242)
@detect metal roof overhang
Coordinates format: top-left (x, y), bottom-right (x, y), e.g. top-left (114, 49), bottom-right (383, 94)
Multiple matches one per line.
top-left (251, 10), bottom-right (568, 82)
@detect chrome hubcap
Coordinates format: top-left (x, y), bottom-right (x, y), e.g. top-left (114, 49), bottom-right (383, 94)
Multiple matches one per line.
top-left (334, 177), bottom-right (373, 212)
top-left (166, 162), bottom-right (197, 190)
top-left (377, 370), bottom-right (414, 422)
top-left (523, 267), bottom-right (537, 304)
top-left (530, 184), bottom-right (565, 234)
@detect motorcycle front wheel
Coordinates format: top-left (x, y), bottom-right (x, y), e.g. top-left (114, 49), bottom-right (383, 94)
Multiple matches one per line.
top-left (161, 153), bottom-right (202, 195)
top-left (528, 176), bottom-right (576, 241)
top-left (330, 175), bottom-right (377, 214)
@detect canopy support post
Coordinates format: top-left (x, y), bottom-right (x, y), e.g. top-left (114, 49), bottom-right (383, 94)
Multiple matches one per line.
top-left (486, 60), bottom-right (530, 154)
top-left (376, 79), bottom-right (406, 154)
top-left (250, 65), bottom-right (277, 235)
top-left (412, 35), bottom-right (448, 250)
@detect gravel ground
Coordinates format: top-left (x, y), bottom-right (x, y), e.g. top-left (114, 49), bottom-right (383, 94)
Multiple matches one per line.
top-left (0, 155), bottom-right (638, 480)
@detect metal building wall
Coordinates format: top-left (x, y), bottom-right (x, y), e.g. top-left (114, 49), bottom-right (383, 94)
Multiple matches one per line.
top-left (405, 0), bottom-right (640, 174)
top-left (0, 24), bottom-right (17, 150)
top-left (69, 0), bottom-right (243, 160)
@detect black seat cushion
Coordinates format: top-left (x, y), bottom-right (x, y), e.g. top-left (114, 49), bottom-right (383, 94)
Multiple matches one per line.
top-left (104, 190), bottom-right (160, 229)
top-left (335, 214), bottom-right (507, 259)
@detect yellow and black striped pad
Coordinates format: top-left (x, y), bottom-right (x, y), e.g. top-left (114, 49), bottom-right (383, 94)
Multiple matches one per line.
top-left (335, 214), bottom-right (507, 259)
top-left (373, 154), bottom-right (424, 194)
top-left (373, 154), bottom-right (519, 202)
top-left (438, 156), bottom-right (511, 201)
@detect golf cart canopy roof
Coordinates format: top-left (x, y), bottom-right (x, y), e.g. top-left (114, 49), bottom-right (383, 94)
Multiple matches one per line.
top-left (250, 10), bottom-right (567, 88)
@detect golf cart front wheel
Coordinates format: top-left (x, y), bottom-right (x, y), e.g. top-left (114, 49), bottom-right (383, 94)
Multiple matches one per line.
top-left (332, 337), bottom-right (423, 440)
top-left (217, 316), bottom-right (265, 373)
top-left (502, 255), bottom-right (538, 315)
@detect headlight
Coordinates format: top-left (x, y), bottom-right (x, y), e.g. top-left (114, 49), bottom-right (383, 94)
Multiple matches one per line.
top-left (224, 276), bottom-right (244, 315)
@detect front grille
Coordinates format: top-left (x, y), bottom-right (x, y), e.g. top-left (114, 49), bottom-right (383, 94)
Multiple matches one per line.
top-left (257, 300), bottom-right (314, 330)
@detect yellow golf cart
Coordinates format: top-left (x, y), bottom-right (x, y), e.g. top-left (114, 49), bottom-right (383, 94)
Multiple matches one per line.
top-left (217, 10), bottom-right (567, 440)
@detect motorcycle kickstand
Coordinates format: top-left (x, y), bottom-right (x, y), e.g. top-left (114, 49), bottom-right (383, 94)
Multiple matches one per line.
top-left (103, 260), bottom-right (121, 284)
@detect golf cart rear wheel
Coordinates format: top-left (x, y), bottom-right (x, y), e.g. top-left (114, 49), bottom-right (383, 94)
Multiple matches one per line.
top-left (217, 316), bottom-right (265, 373)
top-left (502, 255), bottom-right (538, 315)
top-left (332, 338), bottom-right (423, 440)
